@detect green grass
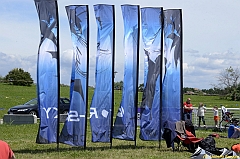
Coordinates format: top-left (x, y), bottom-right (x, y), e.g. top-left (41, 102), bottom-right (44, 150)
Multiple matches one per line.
top-left (0, 123), bottom-right (238, 159)
top-left (1, 83), bottom-right (239, 119)
top-left (0, 84), bottom-right (71, 118)
top-left (0, 83), bottom-right (240, 158)
top-left (183, 95), bottom-right (240, 108)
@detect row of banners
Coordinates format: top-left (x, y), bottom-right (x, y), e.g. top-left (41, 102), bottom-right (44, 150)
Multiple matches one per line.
top-left (34, 0), bottom-right (182, 147)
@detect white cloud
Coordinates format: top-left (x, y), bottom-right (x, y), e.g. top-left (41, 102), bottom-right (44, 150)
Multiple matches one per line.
top-left (184, 49), bottom-right (199, 54)
top-left (183, 49), bottom-right (240, 89)
top-left (0, 48), bottom-right (239, 90)
top-left (0, 52), bottom-right (37, 81)
top-left (1, 0), bottom-right (240, 90)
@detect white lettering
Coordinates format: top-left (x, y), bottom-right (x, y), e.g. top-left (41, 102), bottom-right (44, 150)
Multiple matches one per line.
top-left (42, 107), bottom-right (59, 119)
top-left (102, 109), bottom-right (109, 118)
top-left (67, 111), bottom-right (80, 122)
top-left (117, 106), bottom-right (124, 117)
top-left (43, 107), bottom-right (52, 119)
top-left (79, 115), bottom-right (85, 118)
top-left (42, 108), bottom-right (86, 120)
top-left (53, 107), bottom-right (58, 118)
top-left (90, 108), bottom-right (98, 118)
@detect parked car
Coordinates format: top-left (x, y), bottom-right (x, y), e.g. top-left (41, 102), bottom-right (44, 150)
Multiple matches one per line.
top-left (7, 97), bottom-right (70, 117)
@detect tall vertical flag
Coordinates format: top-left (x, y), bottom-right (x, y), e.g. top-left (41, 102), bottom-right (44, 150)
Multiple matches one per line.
top-left (112, 5), bottom-right (139, 141)
top-left (139, 7), bottom-right (163, 141)
top-left (90, 4), bottom-right (115, 143)
top-left (59, 5), bottom-right (89, 147)
top-left (34, 0), bottom-right (60, 144)
top-left (162, 9), bottom-right (183, 123)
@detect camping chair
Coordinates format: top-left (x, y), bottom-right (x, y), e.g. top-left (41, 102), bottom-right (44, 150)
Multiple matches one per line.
top-left (175, 121), bottom-right (203, 152)
top-left (176, 130), bottom-right (204, 152)
top-left (219, 106), bottom-right (239, 132)
top-left (162, 120), bottom-right (177, 151)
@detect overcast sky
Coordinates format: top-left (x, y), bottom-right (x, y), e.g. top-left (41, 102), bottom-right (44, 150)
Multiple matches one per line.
top-left (0, 0), bottom-right (240, 89)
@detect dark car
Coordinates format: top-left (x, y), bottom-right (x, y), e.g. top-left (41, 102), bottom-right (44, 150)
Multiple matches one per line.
top-left (7, 97), bottom-right (70, 117)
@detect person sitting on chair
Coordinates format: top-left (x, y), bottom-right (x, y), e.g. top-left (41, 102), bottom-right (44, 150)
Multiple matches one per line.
top-left (228, 120), bottom-right (240, 139)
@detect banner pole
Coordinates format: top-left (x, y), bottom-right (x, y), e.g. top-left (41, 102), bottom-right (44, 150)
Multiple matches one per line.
top-left (180, 9), bottom-right (183, 121)
top-left (110, 5), bottom-right (115, 149)
top-left (84, 5), bottom-right (89, 150)
top-left (159, 7), bottom-right (164, 149)
top-left (134, 5), bottom-right (140, 148)
top-left (55, 0), bottom-right (60, 151)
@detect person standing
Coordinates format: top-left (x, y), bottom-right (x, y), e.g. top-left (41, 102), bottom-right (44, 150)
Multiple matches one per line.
top-left (213, 105), bottom-right (219, 128)
top-left (0, 140), bottom-right (15, 159)
top-left (197, 102), bottom-right (206, 127)
top-left (183, 98), bottom-right (193, 121)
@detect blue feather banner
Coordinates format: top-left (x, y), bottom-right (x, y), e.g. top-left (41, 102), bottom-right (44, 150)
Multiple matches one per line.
top-left (162, 9), bottom-right (182, 123)
top-left (90, 4), bottom-right (114, 143)
top-left (139, 7), bottom-right (163, 141)
top-left (112, 5), bottom-right (139, 141)
top-left (59, 5), bottom-right (89, 147)
top-left (35, 0), bottom-right (59, 144)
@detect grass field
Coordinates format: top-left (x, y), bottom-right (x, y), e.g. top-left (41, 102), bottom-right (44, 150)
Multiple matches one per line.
top-left (0, 83), bottom-right (240, 158)
top-left (1, 123), bottom-right (239, 159)
top-left (1, 83), bottom-right (239, 118)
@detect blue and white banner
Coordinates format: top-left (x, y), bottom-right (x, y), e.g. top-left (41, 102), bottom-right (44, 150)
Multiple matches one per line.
top-left (139, 7), bottom-right (163, 141)
top-left (59, 5), bottom-right (89, 147)
top-left (112, 5), bottom-right (139, 141)
top-left (34, 0), bottom-right (59, 144)
top-left (90, 4), bottom-right (114, 143)
top-left (162, 9), bottom-right (182, 123)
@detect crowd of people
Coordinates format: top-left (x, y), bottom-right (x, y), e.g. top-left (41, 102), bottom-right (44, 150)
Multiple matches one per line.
top-left (183, 97), bottom-right (240, 139)
top-left (183, 98), bottom-right (220, 128)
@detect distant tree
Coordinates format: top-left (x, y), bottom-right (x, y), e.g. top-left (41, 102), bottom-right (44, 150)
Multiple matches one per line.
top-left (214, 66), bottom-right (240, 100)
top-left (182, 87), bottom-right (194, 93)
top-left (138, 83), bottom-right (144, 92)
top-left (202, 87), bottom-right (223, 95)
top-left (114, 81), bottom-right (123, 90)
top-left (0, 75), bottom-right (4, 83)
top-left (4, 68), bottom-right (33, 86)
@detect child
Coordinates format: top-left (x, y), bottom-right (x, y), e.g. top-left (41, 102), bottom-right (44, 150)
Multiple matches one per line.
top-left (213, 105), bottom-right (219, 128)
top-left (197, 103), bottom-right (206, 127)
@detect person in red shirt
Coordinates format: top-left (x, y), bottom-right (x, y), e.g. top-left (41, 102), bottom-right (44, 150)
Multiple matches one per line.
top-left (183, 98), bottom-right (193, 121)
top-left (0, 140), bottom-right (15, 159)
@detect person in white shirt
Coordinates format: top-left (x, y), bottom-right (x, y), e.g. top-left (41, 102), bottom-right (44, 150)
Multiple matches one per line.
top-left (197, 102), bottom-right (206, 127)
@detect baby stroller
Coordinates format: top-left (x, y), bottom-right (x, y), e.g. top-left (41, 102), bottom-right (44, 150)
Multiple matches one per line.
top-left (219, 106), bottom-right (239, 132)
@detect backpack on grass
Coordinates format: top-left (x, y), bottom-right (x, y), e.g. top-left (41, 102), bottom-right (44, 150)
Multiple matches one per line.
top-left (199, 136), bottom-right (216, 152)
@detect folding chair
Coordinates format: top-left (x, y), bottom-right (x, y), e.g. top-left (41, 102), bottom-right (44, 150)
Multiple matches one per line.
top-left (162, 120), bottom-right (177, 151)
top-left (175, 121), bottom-right (203, 152)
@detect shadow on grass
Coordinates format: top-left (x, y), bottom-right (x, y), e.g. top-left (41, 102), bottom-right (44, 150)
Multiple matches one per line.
top-left (13, 143), bottom-right (166, 154)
